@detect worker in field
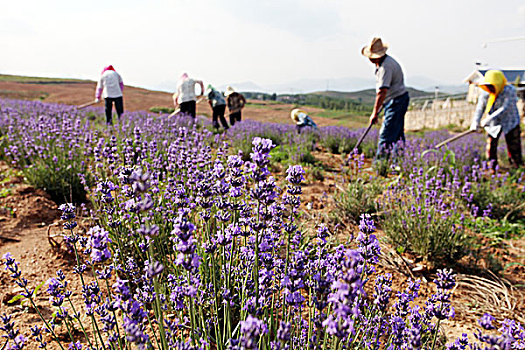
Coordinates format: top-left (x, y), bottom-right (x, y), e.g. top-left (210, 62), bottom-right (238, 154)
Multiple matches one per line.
top-left (361, 37), bottom-right (409, 159)
top-left (173, 73), bottom-right (204, 118)
top-left (225, 86), bottom-right (246, 126)
top-left (206, 85), bottom-right (229, 130)
top-left (290, 108), bottom-right (318, 133)
top-left (95, 65), bottom-right (124, 125)
top-left (470, 70), bottom-right (522, 169)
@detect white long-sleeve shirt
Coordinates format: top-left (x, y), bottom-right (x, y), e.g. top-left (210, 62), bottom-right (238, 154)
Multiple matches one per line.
top-left (96, 70), bottom-right (123, 99)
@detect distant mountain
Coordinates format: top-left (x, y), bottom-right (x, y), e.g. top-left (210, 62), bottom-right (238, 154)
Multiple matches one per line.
top-left (264, 77), bottom-right (375, 94)
top-left (151, 75), bottom-right (466, 95)
top-left (220, 76), bottom-right (465, 95)
top-left (310, 87), bottom-right (434, 105)
top-left (216, 81), bottom-right (265, 92)
top-left (404, 76), bottom-right (467, 94)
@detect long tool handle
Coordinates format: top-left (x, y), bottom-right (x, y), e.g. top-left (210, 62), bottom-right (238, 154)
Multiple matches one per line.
top-left (168, 108), bottom-right (181, 117)
top-left (354, 123), bottom-right (373, 151)
top-left (434, 130), bottom-right (475, 149)
top-left (77, 101), bottom-right (98, 109)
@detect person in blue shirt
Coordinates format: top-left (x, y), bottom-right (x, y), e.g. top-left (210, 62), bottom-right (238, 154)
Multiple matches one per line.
top-left (206, 85), bottom-right (229, 130)
top-left (291, 108), bottom-right (318, 133)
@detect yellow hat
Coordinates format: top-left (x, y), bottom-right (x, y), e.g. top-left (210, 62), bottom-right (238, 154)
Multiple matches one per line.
top-left (478, 70), bottom-right (507, 114)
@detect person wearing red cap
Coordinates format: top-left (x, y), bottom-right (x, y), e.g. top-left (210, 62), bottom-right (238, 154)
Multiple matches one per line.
top-left (95, 65), bottom-right (124, 125)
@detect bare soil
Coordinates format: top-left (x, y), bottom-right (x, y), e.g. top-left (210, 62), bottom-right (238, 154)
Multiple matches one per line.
top-left (0, 146), bottom-right (524, 348)
top-left (0, 81), bottom-right (339, 127)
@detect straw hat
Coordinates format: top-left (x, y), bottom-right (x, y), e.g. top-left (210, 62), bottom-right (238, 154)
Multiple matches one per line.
top-left (225, 86), bottom-right (235, 96)
top-left (361, 37), bottom-right (388, 59)
top-left (291, 108), bottom-right (305, 122)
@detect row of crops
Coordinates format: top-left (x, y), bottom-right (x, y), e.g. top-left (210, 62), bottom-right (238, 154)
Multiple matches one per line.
top-left (0, 98), bottom-right (524, 349)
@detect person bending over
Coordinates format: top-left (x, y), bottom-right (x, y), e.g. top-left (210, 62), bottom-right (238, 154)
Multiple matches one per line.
top-left (470, 70), bottom-right (522, 169)
top-left (173, 73), bottom-right (204, 118)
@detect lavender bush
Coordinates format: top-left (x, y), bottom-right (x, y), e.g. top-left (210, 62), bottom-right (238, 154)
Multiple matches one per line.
top-left (332, 151), bottom-right (384, 225)
top-left (0, 98), bottom-right (524, 349)
top-left (319, 126), bottom-right (378, 157)
top-left (226, 120), bottom-right (318, 165)
top-left (378, 166), bottom-right (472, 261)
top-left (0, 98), bottom-right (215, 202)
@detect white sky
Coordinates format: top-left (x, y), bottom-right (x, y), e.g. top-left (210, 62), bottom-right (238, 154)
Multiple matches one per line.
top-left (1, 0), bottom-right (525, 91)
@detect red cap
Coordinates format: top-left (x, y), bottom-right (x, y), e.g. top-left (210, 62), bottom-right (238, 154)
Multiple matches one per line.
top-left (102, 65), bottom-right (115, 74)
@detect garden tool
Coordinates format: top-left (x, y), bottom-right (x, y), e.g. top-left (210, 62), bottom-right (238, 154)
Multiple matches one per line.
top-left (434, 129), bottom-right (476, 149)
top-left (483, 124), bottom-right (502, 138)
top-left (168, 96), bottom-right (206, 117)
top-left (77, 100), bottom-right (100, 109)
top-left (434, 121), bottom-right (502, 149)
top-left (353, 122), bottom-right (373, 151)
top-left (346, 121), bottom-right (374, 165)
top-left (353, 106), bottom-right (384, 152)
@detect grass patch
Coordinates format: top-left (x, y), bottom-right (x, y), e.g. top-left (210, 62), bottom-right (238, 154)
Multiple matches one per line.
top-left (0, 74), bottom-right (89, 84)
top-left (150, 106), bottom-right (175, 114)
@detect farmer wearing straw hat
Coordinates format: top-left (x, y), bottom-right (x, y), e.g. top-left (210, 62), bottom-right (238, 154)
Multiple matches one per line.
top-left (225, 86), bottom-right (246, 126)
top-left (290, 108), bottom-right (317, 133)
top-left (95, 65), bottom-right (124, 125)
top-left (470, 70), bottom-right (522, 169)
top-left (206, 85), bottom-right (229, 130)
top-left (173, 73), bottom-right (204, 118)
top-left (362, 37), bottom-right (409, 159)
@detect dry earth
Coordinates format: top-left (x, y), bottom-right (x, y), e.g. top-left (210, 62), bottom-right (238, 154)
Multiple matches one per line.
top-left (0, 80), bottom-right (339, 127)
top-left (1, 149), bottom-right (524, 348)
top-left (1, 80), bottom-right (524, 347)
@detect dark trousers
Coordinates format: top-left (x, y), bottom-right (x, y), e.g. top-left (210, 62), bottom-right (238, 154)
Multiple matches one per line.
top-left (180, 100), bottom-right (196, 118)
top-left (229, 111), bottom-right (242, 126)
top-left (212, 105), bottom-right (229, 129)
top-left (377, 92), bottom-right (409, 158)
top-left (105, 96), bottom-right (124, 125)
top-left (487, 124), bottom-right (523, 169)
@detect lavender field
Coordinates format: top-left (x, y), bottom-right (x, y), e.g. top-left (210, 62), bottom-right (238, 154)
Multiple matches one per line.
top-left (0, 98), bottom-right (524, 350)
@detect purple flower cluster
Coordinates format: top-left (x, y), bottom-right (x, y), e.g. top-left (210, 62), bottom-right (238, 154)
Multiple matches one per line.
top-left (1, 98), bottom-right (524, 350)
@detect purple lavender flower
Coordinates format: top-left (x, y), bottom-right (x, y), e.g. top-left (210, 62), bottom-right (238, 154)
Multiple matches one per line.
top-left (0, 313), bottom-right (25, 350)
top-left (433, 269), bottom-right (456, 290)
top-left (145, 260), bottom-right (164, 279)
top-left (373, 273), bottom-right (392, 311)
top-left (239, 315), bottom-right (268, 350)
top-left (478, 313), bottom-right (496, 330)
top-left (87, 226), bottom-right (112, 263)
top-left (286, 165), bottom-right (305, 185)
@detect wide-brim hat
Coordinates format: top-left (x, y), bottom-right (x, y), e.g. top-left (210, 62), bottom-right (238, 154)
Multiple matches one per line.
top-left (225, 86), bottom-right (235, 96)
top-left (361, 37), bottom-right (388, 59)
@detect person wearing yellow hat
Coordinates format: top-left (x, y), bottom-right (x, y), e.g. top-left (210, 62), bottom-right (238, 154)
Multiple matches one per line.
top-left (225, 86), bottom-right (246, 126)
top-left (362, 37), bottom-right (409, 159)
top-left (470, 70), bottom-right (522, 169)
top-left (291, 108), bottom-right (318, 133)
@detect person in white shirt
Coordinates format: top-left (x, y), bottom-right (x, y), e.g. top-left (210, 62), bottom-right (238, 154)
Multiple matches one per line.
top-left (95, 65), bottom-right (124, 125)
top-left (173, 73), bottom-right (204, 118)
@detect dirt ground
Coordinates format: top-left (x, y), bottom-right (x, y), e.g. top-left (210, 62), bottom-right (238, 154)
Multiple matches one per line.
top-left (1, 147), bottom-right (524, 348)
top-left (0, 81), bottom-right (339, 127)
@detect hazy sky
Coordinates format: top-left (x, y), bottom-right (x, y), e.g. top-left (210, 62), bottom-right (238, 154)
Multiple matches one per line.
top-left (1, 0), bottom-right (525, 91)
